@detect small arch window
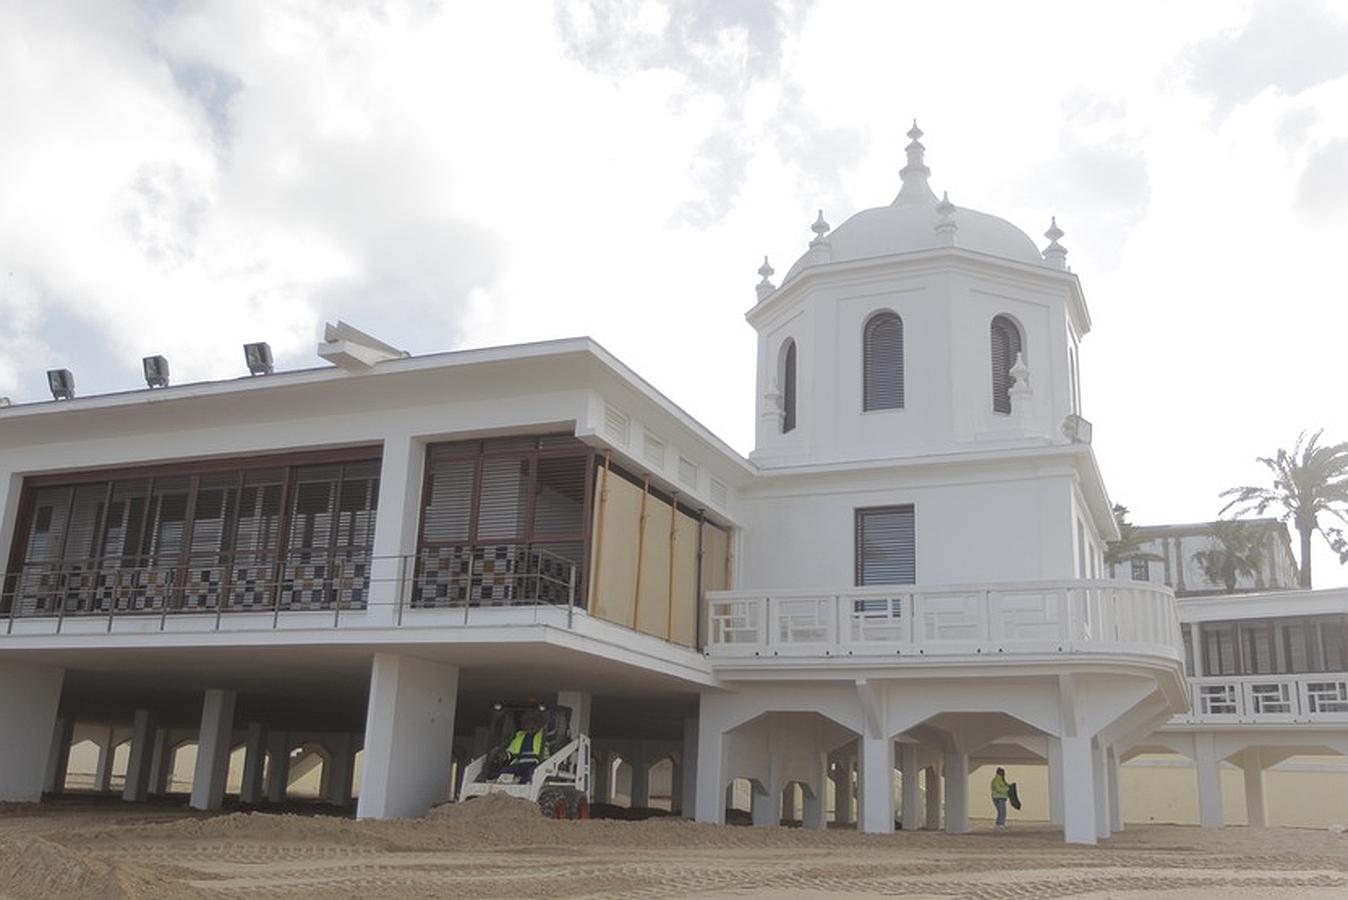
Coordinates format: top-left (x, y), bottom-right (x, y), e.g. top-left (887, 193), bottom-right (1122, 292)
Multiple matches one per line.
top-left (990, 315), bottom-right (1024, 414)
top-left (780, 339), bottom-right (797, 433)
top-left (862, 312), bottom-right (904, 411)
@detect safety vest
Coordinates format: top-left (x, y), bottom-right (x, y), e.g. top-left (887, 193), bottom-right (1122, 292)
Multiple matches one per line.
top-left (991, 774), bottom-right (1010, 799)
top-left (506, 729), bottom-right (545, 763)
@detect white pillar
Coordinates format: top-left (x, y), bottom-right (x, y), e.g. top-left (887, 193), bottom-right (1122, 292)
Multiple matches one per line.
top-left (680, 716), bottom-right (698, 818)
top-left (1059, 735), bottom-right (1097, 845)
top-left (240, 723), bottom-right (267, 804)
top-left (1107, 746), bottom-right (1123, 833)
top-left (943, 752), bottom-right (969, 834)
top-left (803, 752), bottom-right (827, 830)
top-left (858, 734), bottom-right (894, 834)
top-left (325, 733), bottom-right (355, 806)
top-left (922, 765), bottom-right (940, 830)
top-left (190, 689), bottom-right (237, 811)
top-left (122, 710), bottom-right (157, 802)
top-left (44, 717), bottom-right (74, 795)
top-left (781, 782), bottom-right (799, 821)
top-left (147, 728), bottom-right (170, 795)
top-left (356, 653), bottom-right (460, 819)
top-left (750, 780), bottom-right (776, 826)
top-left (1194, 733), bottom-right (1223, 829)
top-left (0, 662), bottom-right (64, 801)
top-left (366, 433), bottom-right (423, 625)
top-left (629, 745), bottom-right (650, 809)
top-left (693, 711), bottom-right (725, 824)
top-left (556, 691), bottom-right (591, 740)
top-left (1047, 736), bottom-right (1065, 826)
top-left (93, 728), bottom-right (115, 792)
top-left (265, 730), bottom-right (290, 803)
top-left (1242, 748), bottom-right (1267, 828)
top-left (1092, 742), bottom-right (1110, 839)
top-left (899, 744), bottom-right (919, 830)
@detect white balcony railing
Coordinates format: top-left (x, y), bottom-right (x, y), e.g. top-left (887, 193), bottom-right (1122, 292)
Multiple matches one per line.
top-left (704, 579), bottom-right (1182, 661)
top-left (1177, 674), bottom-right (1348, 724)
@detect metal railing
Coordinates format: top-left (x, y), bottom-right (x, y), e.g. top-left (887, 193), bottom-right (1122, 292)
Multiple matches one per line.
top-left (1178, 673), bottom-right (1348, 723)
top-left (1, 544), bottom-right (583, 635)
top-left (704, 579), bottom-right (1182, 660)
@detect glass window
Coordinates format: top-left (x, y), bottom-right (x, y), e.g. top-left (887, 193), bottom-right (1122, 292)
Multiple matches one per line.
top-left (855, 505), bottom-right (916, 586)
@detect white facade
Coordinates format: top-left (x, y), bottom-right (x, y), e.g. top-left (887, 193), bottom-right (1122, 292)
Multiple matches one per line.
top-left (0, 126), bottom-right (1339, 843)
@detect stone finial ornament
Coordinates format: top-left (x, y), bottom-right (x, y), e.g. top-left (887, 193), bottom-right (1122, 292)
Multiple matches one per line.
top-left (810, 209), bottom-right (831, 246)
top-left (1009, 352), bottom-right (1032, 420)
top-left (895, 118), bottom-right (937, 207)
top-left (1042, 216), bottom-right (1068, 270)
top-left (756, 256), bottom-right (776, 300)
top-left (935, 191), bottom-right (958, 244)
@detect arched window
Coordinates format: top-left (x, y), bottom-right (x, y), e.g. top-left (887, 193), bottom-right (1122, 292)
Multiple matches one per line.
top-left (780, 339), bottom-right (797, 433)
top-left (990, 315), bottom-right (1024, 414)
top-left (862, 312), bottom-right (904, 411)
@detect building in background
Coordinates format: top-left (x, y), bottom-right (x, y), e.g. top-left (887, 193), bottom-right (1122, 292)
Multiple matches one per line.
top-left (1122, 519), bottom-right (1299, 596)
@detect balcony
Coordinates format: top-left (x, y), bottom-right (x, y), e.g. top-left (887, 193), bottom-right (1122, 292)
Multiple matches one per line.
top-left (704, 579), bottom-right (1182, 662)
top-left (1176, 674), bottom-right (1348, 724)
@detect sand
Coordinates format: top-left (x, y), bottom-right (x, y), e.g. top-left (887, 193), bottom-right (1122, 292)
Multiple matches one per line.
top-left (0, 799), bottom-right (1344, 899)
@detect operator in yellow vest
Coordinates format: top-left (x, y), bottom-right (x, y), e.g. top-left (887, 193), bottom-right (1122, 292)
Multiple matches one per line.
top-left (500, 711), bottom-right (549, 782)
top-left (991, 767), bottom-right (1011, 828)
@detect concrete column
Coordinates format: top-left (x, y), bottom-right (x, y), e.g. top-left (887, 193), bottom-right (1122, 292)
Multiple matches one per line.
top-left (858, 734), bottom-right (894, 834)
top-left (93, 728), bottom-right (115, 792)
top-left (803, 753), bottom-right (827, 831)
top-left (781, 782), bottom-right (799, 821)
top-left (122, 710), bottom-right (157, 802)
top-left (680, 716), bottom-right (698, 818)
top-left (592, 749), bottom-right (611, 804)
top-left (265, 730), bottom-right (291, 803)
top-left (1091, 742), bottom-right (1110, 839)
top-left (1059, 735), bottom-right (1097, 845)
top-left (190, 689), bottom-right (237, 811)
top-left (923, 765), bottom-right (941, 830)
top-left (44, 717), bottom-right (74, 795)
top-left (356, 653), bottom-right (460, 819)
top-left (1242, 748), bottom-right (1267, 828)
top-left (750, 780), bottom-right (776, 826)
top-left (147, 728), bottom-right (170, 795)
top-left (899, 744), bottom-right (920, 830)
top-left (1194, 733), bottom-right (1223, 828)
top-left (0, 660), bottom-right (65, 802)
top-left (325, 734), bottom-right (355, 806)
top-left (1047, 736), bottom-right (1065, 826)
top-left (239, 723), bottom-right (267, 804)
top-left (693, 712), bottom-right (725, 824)
top-left (556, 691), bottom-right (591, 740)
top-left (1106, 746), bottom-right (1124, 833)
top-left (942, 752), bottom-right (969, 834)
top-left (366, 433), bottom-right (423, 625)
top-left (629, 745), bottom-right (650, 809)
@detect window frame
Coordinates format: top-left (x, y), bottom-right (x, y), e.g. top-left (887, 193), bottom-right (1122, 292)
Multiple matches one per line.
top-left (862, 310), bottom-right (905, 413)
top-left (854, 504), bottom-right (917, 587)
top-left (990, 314), bottom-right (1025, 415)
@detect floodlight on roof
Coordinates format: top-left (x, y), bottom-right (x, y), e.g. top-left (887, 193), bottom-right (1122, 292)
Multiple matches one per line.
top-left (47, 369), bottom-right (75, 401)
top-left (142, 355), bottom-right (170, 389)
top-left (1062, 413), bottom-right (1093, 445)
top-left (243, 342), bottom-right (274, 376)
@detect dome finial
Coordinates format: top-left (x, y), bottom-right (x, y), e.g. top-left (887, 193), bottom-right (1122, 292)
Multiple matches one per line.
top-left (810, 209), bottom-right (831, 246)
top-left (895, 118), bottom-right (937, 208)
top-left (756, 255), bottom-right (776, 300)
top-left (934, 191), bottom-right (958, 245)
top-left (1042, 216), bottom-right (1068, 270)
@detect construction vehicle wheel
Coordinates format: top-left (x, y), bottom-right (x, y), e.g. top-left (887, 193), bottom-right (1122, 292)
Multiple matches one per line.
top-left (537, 787), bottom-right (569, 820)
top-left (566, 789), bottom-right (589, 820)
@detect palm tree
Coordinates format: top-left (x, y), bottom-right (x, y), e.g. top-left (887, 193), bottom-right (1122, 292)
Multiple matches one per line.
top-left (1104, 505), bottom-right (1162, 577)
top-left (1221, 430), bottom-right (1348, 589)
top-left (1191, 520), bottom-right (1265, 592)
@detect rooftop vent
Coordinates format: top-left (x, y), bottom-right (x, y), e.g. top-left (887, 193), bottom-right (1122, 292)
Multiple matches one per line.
top-left (317, 321), bottom-right (407, 371)
top-left (142, 355), bottom-right (170, 389)
top-left (47, 369), bottom-right (75, 400)
top-left (243, 342), bottom-right (274, 376)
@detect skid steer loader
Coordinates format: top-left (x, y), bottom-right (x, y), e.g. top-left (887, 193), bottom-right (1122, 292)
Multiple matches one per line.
top-left (458, 702), bottom-right (591, 819)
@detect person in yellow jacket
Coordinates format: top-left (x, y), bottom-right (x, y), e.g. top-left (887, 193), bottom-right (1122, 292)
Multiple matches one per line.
top-left (500, 712), bottom-right (549, 782)
top-left (990, 767), bottom-right (1010, 827)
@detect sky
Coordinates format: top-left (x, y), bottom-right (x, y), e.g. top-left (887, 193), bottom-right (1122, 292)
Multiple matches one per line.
top-left (3, 0), bottom-right (1348, 585)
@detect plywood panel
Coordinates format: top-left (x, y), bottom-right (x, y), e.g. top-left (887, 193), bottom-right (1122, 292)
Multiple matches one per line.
top-left (636, 497), bottom-right (672, 637)
top-left (669, 508), bottom-right (700, 647)
top-left (699, 522), bottom-right (730, 649)
top-left (589, 468), bottom-right (642, 629)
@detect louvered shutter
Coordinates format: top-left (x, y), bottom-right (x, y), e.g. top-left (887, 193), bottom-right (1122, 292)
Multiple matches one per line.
top-left (855, 505), bottom-right (915, 585)
top-left (421, 451), bottom-right (474, 544)
top-left (990, 315), bottom-right (1022, 414)
top-left (782, 341), bottom-right (797, 433)
top-left (863, 313), bottom-right (904, 411)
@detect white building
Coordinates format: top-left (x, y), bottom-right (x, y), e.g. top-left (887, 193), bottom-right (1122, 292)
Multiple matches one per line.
top-left (1, 126), bottom-right (1342, 845)
top-left (1123, 519), bottom-right (1300, 596)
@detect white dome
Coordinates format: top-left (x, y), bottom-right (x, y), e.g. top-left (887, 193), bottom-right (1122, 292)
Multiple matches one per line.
top-left (782, 124), bottom-right (1048, 283)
